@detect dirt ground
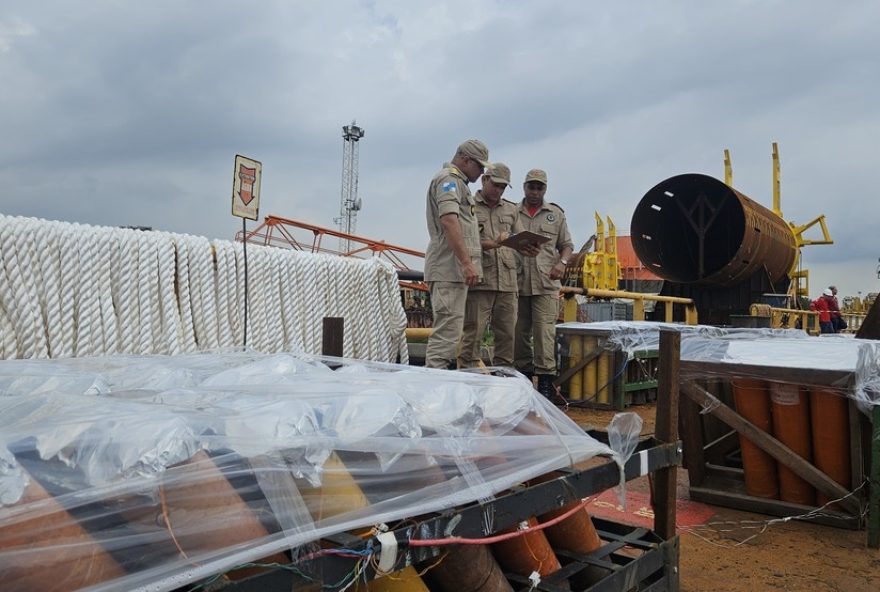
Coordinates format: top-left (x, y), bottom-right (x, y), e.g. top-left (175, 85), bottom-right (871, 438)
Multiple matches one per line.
top-left (563, 404), bottom-right (880, 592)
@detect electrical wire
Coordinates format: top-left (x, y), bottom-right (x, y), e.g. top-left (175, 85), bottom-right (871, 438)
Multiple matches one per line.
top-left (407, 497), bottom-right (591, 546)
top-left (678, 481), bottom-right (869, 548)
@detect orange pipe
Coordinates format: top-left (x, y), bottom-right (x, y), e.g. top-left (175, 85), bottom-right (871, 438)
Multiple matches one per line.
top-left (0, 471), bottom-right (126, 591)
top-left (809, 387), bottom-right (851, 506)
top-left (770, 383), bottom-right (815, 506)
top-left (420, 544), bottom-right (513, 592)
top-left (529, 472), bottom-right (601, 551)
top-left (732, 379), bottom-right (779, 499)
top-left (153, 451), bottom-right (290, 580)
top-left (492, 517), bottom-right (563, 579)
top-left (531, 472), bottom-right (607, 587)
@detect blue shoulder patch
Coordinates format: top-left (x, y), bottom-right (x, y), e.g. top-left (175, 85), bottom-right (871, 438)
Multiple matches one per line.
top-left (441, 181), bottom-right (456, 193)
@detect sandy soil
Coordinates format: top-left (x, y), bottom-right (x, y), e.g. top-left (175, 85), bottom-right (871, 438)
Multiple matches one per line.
top-left (563, 403), bottom-right (880, 592)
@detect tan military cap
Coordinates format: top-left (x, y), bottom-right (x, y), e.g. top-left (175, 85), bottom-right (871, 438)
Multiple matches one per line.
top-left (457, 139), bottom-right (490, 167)
top-left (524, 169), bottom-right (548, 185)
top-left (486, 162), bottom-right (512, 186)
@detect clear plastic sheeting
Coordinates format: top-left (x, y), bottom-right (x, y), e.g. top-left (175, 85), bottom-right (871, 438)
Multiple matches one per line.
top-left (557, 321), bottom-right (809, 357)
top-left (0, 351), bottom-right (615, 592)
top-left (557, 321), bottom-right (880, 409)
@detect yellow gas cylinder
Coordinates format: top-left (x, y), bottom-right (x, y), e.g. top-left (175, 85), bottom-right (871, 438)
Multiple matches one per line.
top-left (306, 453), bottom-right (435, 591)
top-left (596, 349), bottom-right (611, 405)
top-left (583, 336), bottom-right (598, 400)
top-left (363, 566), bottom-right (430, 592)
top-left (568, 335), bottom-right (583, 400)
top-left (302, 452), bottom-right (372, 522)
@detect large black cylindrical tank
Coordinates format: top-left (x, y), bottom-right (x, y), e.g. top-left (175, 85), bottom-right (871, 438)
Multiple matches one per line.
top-left (630, 174), bottom-right (797, 288)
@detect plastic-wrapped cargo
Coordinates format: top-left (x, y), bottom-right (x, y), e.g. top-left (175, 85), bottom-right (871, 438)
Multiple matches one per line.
top-left (0, 351), bottom-right (617, 592)
top-left (557, 320), bottom-right (880, 531)
top-left (557, 321), bottom-right (880, 411)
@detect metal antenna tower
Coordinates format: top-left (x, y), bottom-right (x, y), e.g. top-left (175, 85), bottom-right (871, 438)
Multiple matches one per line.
top-left (335, 120), bottom-right (365, 253)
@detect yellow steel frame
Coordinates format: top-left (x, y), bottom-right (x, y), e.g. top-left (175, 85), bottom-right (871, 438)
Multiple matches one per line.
top-left (569, 213), bottom-right (622, 291)
top-left (560, 287), bottom-right (698, 325)
top-left (723, 143), bottom-right (833, 302)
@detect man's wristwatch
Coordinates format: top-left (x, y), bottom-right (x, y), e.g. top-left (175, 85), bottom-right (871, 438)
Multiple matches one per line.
top-left (559, 258), bottom-right (569, 266)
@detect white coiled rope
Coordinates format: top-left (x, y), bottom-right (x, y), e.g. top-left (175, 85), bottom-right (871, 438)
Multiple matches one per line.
top-left (278, 251), bottom-right (302, 352)
top-left (97, 229), bottom-right (118, 355)
top-left (0, 214), bottom-right (407, 362)
top-left (211, 241), bottom-right (234, 349)
top-left (157, 233), bottom-right (182, 354)
top-left (57, 223), bottom-right (79, 357)
top-left (135, 231), bottom-right (155, 355)
top-left (1, 220), bottom-right (42, 358)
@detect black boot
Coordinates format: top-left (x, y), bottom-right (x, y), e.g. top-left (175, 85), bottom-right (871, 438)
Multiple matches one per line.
top-left (537, 374), bottom-right (557, 400)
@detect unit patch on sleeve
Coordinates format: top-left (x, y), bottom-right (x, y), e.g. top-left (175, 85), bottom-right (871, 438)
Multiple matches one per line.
top-left (441, 181), bottom-right (457, 194)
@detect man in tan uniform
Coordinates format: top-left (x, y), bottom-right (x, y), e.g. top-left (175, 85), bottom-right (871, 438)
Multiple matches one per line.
top-left (424, 139), bottom-right (489, 369)
top-left (514, 169), bottom-right (574, 397)
top-left (458, 162), bottom-right (523, 369)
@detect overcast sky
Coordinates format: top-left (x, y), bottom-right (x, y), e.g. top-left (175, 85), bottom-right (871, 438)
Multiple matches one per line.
top-left (2, 1), bottom-right (878, 299)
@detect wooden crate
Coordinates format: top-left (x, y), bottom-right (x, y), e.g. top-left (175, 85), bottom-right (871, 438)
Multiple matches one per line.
top-left (556, 326), bottom-right (659, 410)
top-left (677, 361), bottom-right (872, 530)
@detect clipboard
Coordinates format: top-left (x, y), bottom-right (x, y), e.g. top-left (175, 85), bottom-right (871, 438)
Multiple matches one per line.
top-left (499, 231), bottom-right (550, 249)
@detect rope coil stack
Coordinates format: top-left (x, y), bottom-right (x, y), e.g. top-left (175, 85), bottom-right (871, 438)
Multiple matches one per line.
top-left (0, 214), bottom-right (408, 362)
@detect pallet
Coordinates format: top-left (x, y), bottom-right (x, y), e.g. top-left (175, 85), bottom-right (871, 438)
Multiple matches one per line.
top-left (678, 362), bottom-right (872, 532)
top-left (219, 439), bottom-right (682, 592)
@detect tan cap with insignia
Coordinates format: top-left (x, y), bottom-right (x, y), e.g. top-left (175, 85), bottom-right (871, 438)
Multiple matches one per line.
top-left (457, 139), bottom-right (490, 167)
top-left (525, 168), bottom-right (548, 185)
top-left (486, 162), bottom-right (512, 186)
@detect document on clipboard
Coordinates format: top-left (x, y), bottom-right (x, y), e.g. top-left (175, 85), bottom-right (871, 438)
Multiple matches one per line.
top-left (499, 231), bottom-right (550, 250)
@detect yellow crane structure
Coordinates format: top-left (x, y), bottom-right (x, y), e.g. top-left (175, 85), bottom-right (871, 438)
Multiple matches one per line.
top-left (561, 213), bottom-right (698, 324)
top-left (725, 143), bottom-right (833, 303)
top-left (723, 143), bottom-right (834, 333)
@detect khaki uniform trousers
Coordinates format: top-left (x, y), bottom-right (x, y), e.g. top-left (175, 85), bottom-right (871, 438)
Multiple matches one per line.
top-left (458, 290), bottom-right (518, 368)
top-left (514, 294), bottom-right (559, 375)
top-left (425, 281), bottom-right (468, 369)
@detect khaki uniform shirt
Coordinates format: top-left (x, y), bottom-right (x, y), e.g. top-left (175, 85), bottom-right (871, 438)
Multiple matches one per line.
top-left (472, 193), bottom-right (522, 292)
top-left (516, 200), bottom-right (574, 296)
top-left (424, 164), bottom-right (482, 282)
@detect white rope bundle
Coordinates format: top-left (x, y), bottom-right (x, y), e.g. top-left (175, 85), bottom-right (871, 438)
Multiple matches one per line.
top-left (174, 236), bottom-right (197, 352)
top-left (0, 213), bottom-right (407, 363)
top-left (115, 226), bottom-right (138, 354)
top-left (157, 232), bottom-right (182, 355)
top-left (97, 229), bottom-right (119, 355)
top-left (211, 240), bottom-right (235, 349)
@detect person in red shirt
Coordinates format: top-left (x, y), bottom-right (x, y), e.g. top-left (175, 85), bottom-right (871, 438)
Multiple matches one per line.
top-left (811, 289), bottom-right (835, 334)
top-left (827, 285), bottom-right (847, 332)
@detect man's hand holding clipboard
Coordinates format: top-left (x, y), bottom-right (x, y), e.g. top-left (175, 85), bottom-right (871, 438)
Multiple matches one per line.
top-left (498, 230), bottom-right (547, 257)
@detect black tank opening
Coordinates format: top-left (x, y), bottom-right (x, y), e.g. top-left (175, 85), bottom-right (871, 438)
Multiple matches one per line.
top-left (631, 174), bottom-right (745, 284)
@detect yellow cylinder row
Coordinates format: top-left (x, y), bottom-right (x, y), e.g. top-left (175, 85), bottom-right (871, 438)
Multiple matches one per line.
top-left (565, 335), bottom-right (611, 404)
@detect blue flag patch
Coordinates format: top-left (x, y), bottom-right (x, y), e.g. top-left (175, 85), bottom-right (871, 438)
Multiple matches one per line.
top-left (441, 181), bottom-right (456, 193)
